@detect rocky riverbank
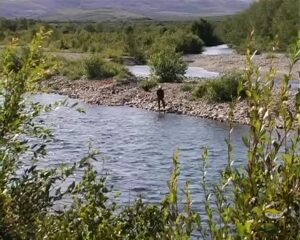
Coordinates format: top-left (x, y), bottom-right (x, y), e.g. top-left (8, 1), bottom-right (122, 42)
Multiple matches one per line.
top-left (45, 76), bottom-right (248, 125)
top-left (44, 75), bottom-right (297, 127)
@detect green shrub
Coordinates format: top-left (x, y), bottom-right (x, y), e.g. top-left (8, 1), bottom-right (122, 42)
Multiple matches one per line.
top-left (193, 72), bottom-right (246, 102)
top-left (149, 46), bottom-right (187, 83)
top-left (139, 79), bottom-right (157, 92)
top-left (82, 56), bottom-right (130, 80)
top-left (59, 59), bottom-right (84, 80)
top-left (180, 83), bottom-right (195, 92)
top-left (171, 32), bottom-right (204, 54)
top-left (113, 65), bottom-right (133, 84)
top-left (191, 18), bottom-right (222, 46)
top-left (83, 55), bottom-right (115, 79)
top-left (192, 83), bottom-right (207, 98)
top-left (57, 55), bottom-right (130, 81)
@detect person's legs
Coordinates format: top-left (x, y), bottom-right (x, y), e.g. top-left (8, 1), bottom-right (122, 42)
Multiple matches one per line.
top-left (162, 99), bottom-right (166, 110)
top-left (158, 99), bottom-right (161, 111)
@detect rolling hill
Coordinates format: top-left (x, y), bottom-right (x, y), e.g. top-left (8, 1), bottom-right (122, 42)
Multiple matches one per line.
top-left (0, 0), bottom-right (253, 20)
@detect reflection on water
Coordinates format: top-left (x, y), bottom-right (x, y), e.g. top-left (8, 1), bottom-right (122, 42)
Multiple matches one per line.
top-left (29, 93), bottom-right (248, 209)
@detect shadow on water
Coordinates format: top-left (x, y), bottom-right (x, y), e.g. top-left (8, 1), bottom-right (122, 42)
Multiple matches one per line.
top-left (157, 111), bottom-right (166, 120)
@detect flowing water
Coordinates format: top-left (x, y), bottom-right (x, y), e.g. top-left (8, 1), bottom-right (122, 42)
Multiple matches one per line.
top-left (202, 44), bottom-right (234, 55)
top-left (30, 93), bottom-right (249, 210)
top-left (127, 65), bottom-right (219, 78)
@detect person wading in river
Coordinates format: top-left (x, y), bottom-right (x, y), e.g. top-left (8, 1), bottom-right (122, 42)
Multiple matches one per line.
top-left (157, 85), bottom-right (166, 111)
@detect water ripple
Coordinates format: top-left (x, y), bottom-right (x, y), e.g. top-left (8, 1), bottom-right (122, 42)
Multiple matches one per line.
top-left (29, 93), bottom-right (248, 208)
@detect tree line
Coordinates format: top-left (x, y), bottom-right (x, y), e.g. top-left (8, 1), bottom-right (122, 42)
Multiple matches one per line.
top-left (1, 0), bottom-right (297, 55)
top-left (0, 18), bottom-right (221, 62)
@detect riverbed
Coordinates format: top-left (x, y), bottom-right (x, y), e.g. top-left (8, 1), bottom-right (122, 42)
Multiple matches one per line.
top-left (32, 93), bottom-right (248, 210)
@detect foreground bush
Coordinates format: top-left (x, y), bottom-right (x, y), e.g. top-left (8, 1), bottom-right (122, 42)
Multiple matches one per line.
top-left (0, 30), bottom-right (299, 240)
top-left (198, 37), bottom-right (300, 239)
top-left (149, 46), bottom-right (187, 83)
top-left (193, 72), bottom-right (246, 102)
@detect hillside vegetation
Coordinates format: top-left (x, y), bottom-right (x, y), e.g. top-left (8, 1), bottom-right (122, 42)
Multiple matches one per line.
top-left (0, 18), bottom-right (220, 62)
top-left (1, 1), bottom-right (297, 56)
top-left (218, 0), bottom-right (299, 52)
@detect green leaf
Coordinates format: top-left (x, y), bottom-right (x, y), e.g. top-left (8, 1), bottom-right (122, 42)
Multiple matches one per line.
top-left (265, 208), bottom-right (284, 219)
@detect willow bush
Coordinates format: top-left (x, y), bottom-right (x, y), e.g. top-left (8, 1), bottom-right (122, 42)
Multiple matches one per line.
top-left (196, 34), bottom-right (300, 239)
top-left (149, 46), bottom-right (187, 83)
top-left (55, 55), bottom-right (131, 81)
top-left (0, 29), bottom-right (299, 239)
top-left (139, 79), bottom-right (157, 92)
top-left (192, 72), bottom-right (246, 102)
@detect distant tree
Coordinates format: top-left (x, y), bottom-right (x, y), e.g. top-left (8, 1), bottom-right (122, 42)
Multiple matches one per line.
top-left (0, 31), bottom-right (5, 41)
top-left (174, 32), bottom-right (204, 54)
top-left (84, 23), bottom-right (96, 33)
top-left (272, 0), bottom-right (299, 48)
top-left (0, 18), bottom-right (17, 32)
top-left (149, 46), bottom-right (187, 83)
top-left (191, 19), bottom-right (221, 46)
top-left (124, 25), bottom-right (146, 63)
top-left (95, 23), bottom-right (103, 32)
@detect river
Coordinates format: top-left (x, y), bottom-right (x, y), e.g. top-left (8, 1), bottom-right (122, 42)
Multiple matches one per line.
top-left (127, 65), bottom-right (219, 78)
top-left (202, 44), bottom-right (234, 55)
top-left (31, 93), bottom-right (248, 210)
